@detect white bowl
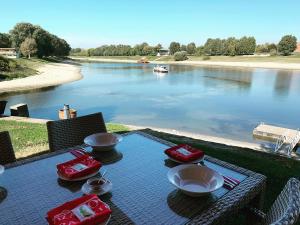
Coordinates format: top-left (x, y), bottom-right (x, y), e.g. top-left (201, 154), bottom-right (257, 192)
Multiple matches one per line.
top-left (168, 164), bottom-right (224, 197)
top-left (84, 133), bottom-right (122, 151)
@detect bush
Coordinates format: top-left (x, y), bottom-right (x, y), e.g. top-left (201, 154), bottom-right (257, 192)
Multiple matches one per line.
top-left (202, 55), bottom-right (211, 60)
top-left (0, 56), bottom-right (10, 71)
top-left (278, 35), bottom-right (297, 56)
top-left (174, 51), bottom-right (188, 61)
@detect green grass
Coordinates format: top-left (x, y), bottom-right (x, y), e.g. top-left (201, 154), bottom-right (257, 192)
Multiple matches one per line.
top-left (1, 120), bottom-right (299, 224)
top-left (0, 120), bottom-right (129, 158)
top-left (0, 120), bottom-right (48, 158)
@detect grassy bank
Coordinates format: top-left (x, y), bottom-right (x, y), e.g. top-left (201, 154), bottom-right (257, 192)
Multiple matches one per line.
top-left (71, 54), bottom-right (300, 63)
top-left (1, 119), bottom-right (299, 224)
top-left (0, 120), bottom-right (129, 158)
top-left (0, 57), bottom-right (66, 81)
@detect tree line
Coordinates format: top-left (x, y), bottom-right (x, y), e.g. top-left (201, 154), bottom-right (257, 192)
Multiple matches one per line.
top-left (0, 22), bottom-right (71, 58)
top-left (71, 34), bottom-right (297, 58)
top-left (72, 43), bottom-right (163, 57)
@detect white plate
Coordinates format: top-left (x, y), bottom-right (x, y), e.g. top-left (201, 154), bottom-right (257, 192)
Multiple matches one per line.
top-left (58, 170), bottom-right (100, 181)
top-left (81, 179), bottom-right (113, 196)
top-left (84, 133), bottom-right (122, 152)
top-left (168, 164), bottom-right (224, 197)
top-left (168, 156), bottom-right (205, 164)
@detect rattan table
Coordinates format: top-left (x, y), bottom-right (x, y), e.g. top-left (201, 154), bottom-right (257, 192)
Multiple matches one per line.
top-left (0, 131), bottom-right (266, 225)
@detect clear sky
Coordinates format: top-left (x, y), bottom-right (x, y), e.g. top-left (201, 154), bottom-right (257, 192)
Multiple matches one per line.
top-left (1, 0), bottom-right (299, 48)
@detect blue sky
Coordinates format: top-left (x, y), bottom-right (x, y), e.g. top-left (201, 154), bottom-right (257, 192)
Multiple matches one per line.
top-left (1, 0), bottom-right (299, 48)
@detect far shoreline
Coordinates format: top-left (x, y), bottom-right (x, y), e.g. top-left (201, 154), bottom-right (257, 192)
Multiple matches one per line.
top-left (71, 56), bottom-right (300, 71)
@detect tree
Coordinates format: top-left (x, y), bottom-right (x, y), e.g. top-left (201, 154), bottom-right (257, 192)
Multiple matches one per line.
top-left (0, 33), bottom-right (11, 48)
top-left (20, 37), bottom-right (37, 59)
top-left (187, 42), bottom-right (196, 55)
top-left (204, 38), bottom-right (224, 55)
top-left (236, 36), bottom-right (256, 55)
top-left (195, 46), bottom-right (205, 56)
top-left (224, 37), bottom-right (237, 56)
top-left (174, 51), bottom-right (188, 61)
top-left (169, 42), bottom-right (181, 55)
top-left (278, 35), bottom-right (297, 56)
top-left (180, 44), bottom-right (187, 51)
top-left (32, 27), bottom-right (54, 57)
top-left (9, 23), bottom-right (36, 50)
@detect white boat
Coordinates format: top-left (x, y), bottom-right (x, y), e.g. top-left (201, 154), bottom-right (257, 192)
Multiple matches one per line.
top-left (153, 65), bottom-right (168, 73)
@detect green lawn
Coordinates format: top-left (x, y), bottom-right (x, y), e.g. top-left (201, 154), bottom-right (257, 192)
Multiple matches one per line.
top-left (0, 120), bottom-right (129, 158)
top-left (1, 120), bottom-right (299, 224)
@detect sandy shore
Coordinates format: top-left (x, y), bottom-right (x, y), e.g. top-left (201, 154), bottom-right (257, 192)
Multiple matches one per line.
top-left (0, 62), bottom-right (82, 94)
top-left (72, 56), bottom-right (300, 70)
top-left (124, 124), bottom-right (265, 150)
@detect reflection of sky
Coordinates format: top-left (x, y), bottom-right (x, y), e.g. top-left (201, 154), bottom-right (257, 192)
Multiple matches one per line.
top-left (1, 62), bottom-right (300, 143)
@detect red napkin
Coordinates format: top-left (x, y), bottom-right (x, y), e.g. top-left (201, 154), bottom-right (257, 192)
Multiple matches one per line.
top-left (165, 144), bottom-right (204, 162)
top-left (223, 176), bottom-right (241, 190)
top-left (46, 194), bottom-right (111, 225)
top-left (57, 155), bottom-right (101, 179)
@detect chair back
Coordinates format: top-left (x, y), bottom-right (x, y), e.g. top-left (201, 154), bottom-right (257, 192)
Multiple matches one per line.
top-left (0, 131), bottom-right (16, 165)
top-left (47, 112), bottom-right (107, 152)
top-left (0, 101), bottom-right (7, 115)
top-left (265, 178), bottom-right (300, 225)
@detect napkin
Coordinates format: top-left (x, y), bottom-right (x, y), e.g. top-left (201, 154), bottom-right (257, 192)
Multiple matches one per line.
top-left (57, 155), bottom-right (101, 179)
top-left (223, 176), bottom-right (241, 190)
top-left (165, 144), bottom-right (204, 162)
top-left (46, 194), bottom-right (111, 225)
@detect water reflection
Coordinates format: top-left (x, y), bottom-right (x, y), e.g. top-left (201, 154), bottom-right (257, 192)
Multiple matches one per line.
top-left (1, 62), bottom-right (300, 142)
top-left (273, 70), bottom-right (293, 97)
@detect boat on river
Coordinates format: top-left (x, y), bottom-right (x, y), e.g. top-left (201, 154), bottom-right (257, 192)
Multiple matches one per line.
top-left (153, 65), bottom-right (168, 73)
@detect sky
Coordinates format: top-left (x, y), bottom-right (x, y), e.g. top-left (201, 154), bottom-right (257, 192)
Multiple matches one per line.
top-left (1, 0), bottom-right (299, 48)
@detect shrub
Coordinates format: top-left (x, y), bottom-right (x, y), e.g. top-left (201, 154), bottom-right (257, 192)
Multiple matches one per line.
top-left (278, 35), bottom-right (297, 56)
top-left (174, 51), bottom-right (188, 61)
top-left (202, 55), bottom-right (211, 60)
top-left (0, 56), bottom-right (10, 71)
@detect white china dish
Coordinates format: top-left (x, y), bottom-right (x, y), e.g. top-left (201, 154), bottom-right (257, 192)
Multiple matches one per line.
top-left (84, 133), bottom-right (122, 151)
top-left (82, 178), bottom-right (112, 196)
top-left (168, 164), bottom-right (224, 197)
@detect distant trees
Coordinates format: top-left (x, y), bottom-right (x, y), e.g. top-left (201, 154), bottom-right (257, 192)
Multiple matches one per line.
top-left (82, 43), bottom-right (162, 57)
top-left (187, 42), bottom-right (196, 55)
top-left (236, 36), bottom-right (256, 55)
top-left (71, 34), bottom-right (298, 58)
top-left (256, 43), bottom-right (277, 54)
top-left (174, 51), bottom-right (188, 61)
top-left (9, 22), bottom-right (71, 57)
top-left (20, 38), bottom-right (37, 59)
top-left (203, 36), bottom-right (255, 56)
top-left (0, 33), bottom-right (11, 48)
top-left (169, 42), bottom-right (181, 55)
top-left (277, 35), bottom-right (297, 56)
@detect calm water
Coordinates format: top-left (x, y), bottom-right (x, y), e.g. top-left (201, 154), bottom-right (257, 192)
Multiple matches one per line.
top-left (1, 62), bottom-right (300, 142)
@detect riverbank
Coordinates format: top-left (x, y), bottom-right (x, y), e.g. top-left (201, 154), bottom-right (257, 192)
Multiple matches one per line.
top-left (0, 61), bottom-right (82, 94)
top-left (71, 56), bottom-right (300, 70)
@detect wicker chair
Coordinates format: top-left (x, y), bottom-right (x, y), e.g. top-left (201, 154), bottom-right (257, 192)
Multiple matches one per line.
top-left (248, 178), bottom-right (300, 225)
top-left (0, 101), bottom-right (7, 115)
top-left (0, 131), bottom-right (16, 165)
top-left (47, 112), bottom-right (107, 152)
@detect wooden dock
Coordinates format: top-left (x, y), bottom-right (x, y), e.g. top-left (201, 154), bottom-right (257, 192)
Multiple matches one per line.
top-left (253, 123), bottom-right (300, 144)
